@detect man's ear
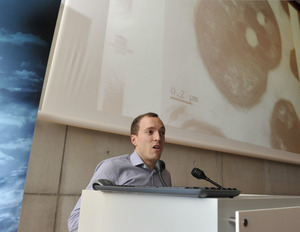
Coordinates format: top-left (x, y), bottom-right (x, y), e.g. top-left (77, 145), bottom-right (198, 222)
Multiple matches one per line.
top-left (131, 134), bottom-right (137, 146)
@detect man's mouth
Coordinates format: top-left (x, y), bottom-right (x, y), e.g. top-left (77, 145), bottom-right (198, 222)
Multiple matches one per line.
top-left (153, 145), bottom-right (160, 149)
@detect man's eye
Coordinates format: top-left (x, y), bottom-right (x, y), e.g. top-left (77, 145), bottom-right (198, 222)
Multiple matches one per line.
top-left (147, 130), bottom-right (153, 134)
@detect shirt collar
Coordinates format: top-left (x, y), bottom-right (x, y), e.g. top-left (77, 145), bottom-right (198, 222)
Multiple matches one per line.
top-left (130, 150), bottom-right (147, 168)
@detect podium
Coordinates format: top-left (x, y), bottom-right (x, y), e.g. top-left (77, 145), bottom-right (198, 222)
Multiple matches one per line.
top-left (78, 190), bottom-right (300, 232)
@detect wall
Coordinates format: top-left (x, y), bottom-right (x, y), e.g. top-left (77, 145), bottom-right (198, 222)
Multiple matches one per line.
top-left (18, 119), bottom-right (300, 232)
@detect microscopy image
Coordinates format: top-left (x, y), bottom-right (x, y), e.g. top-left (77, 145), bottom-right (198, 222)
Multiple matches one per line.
top-left (194, 0), bottom-right (281, 108)
top-left (160, 0), bottom-right (300, 153)
top-left (271, 99), bottom-right (300, 154)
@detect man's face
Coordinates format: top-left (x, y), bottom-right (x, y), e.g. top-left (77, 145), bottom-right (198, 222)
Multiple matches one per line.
top-left (131, 116), bottom-right (166, 170)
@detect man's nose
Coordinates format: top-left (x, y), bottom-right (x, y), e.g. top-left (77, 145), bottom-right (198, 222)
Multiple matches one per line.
top-left (154, 131), bottom-right (161, 141)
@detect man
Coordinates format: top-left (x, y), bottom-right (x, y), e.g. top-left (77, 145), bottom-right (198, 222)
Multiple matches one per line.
top-left (68, 112), bottom-right (172, 232)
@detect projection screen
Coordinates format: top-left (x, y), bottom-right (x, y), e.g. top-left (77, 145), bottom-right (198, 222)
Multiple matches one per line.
top-left (39, 0), bottom-right (300, 164)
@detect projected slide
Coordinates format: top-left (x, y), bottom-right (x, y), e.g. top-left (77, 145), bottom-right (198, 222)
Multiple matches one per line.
top-left (40, 0), bottom-right (300, 163)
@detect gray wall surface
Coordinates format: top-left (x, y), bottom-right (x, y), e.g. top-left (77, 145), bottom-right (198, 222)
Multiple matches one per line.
top-left (18, 119), bottom-right (300, 232)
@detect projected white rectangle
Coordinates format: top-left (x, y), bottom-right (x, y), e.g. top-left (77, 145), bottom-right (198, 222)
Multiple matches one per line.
top-left (39, 0), bottom-right (300, 164)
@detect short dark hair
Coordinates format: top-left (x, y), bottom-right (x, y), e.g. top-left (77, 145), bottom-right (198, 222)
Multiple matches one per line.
top-left (130, 112), bottom-right (159, 135)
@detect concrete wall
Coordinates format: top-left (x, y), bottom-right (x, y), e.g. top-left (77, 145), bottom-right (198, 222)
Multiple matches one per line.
top-left (18, 119), bottom-right (300, 232)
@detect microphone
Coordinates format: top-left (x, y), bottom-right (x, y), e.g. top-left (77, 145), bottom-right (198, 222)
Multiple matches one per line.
top-left (191, 168), bottom-right (224, 189)
top-left (154, 160), bottom-right (167, 187)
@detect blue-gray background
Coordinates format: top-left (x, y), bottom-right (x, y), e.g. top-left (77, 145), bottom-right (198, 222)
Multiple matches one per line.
top-left (0, 0), bottom-right (60, 231)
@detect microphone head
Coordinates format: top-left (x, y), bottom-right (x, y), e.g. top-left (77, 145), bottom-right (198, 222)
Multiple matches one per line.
top-left (191, 168), bottom-right (207, 180)
top-left (154, 160), bottom-right (166, 172)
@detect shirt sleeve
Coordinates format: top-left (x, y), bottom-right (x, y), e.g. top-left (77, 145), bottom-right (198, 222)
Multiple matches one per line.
top-left (68, 199), bottom-right (81, 232)
top-left (67, 160), bottom-right (118, 231)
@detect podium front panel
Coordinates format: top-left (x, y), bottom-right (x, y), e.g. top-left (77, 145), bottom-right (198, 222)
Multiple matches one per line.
top-left (78, 190), bottom-right (300, 232)
top-left (78, 190), bottom-right (219, 232)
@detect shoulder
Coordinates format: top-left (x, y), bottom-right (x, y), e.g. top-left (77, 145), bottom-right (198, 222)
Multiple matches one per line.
top-left (91, 154), bottom-right (131, 181)
top-left (95, 154), bottom-right (131, 170)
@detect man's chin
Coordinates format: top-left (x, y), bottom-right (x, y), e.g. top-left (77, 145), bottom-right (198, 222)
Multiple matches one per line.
top-left (153, 152), bottom-right (162, 161)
